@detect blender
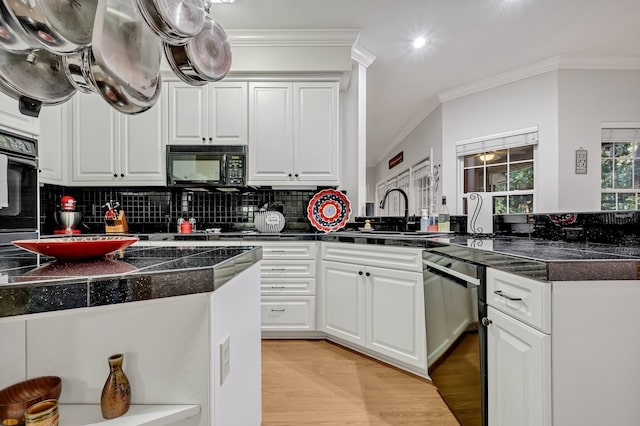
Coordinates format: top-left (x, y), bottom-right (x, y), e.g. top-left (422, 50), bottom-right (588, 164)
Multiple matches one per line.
top-left (54, 195), bottom-right (83, 234)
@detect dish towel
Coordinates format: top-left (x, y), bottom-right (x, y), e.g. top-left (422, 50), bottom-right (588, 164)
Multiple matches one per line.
top-left (0, 154), bottom-right (8, 209)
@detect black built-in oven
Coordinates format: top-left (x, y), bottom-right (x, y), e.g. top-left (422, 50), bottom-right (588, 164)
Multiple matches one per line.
top-left (0, 130), bottom-right (38, 245)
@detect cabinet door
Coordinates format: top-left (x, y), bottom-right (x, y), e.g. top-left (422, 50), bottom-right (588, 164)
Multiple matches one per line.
top-left (209, 82), bottom-right (247, 145)
top-left (366, 266), bottom-right (426, 369)
top-left (38, 104), bottom-right (68, 184)
top-left (0, 92), bottom-right (39, 136)
top-left (293, 82), bottom-right (339, 184)
top-left (248, 82), bottom-right (293, 184)
top-left (320, 260), bottom-right (366, 346)
top-left (71, 93), bottom-right (119, 183)
top-left (119, 100), bottom-right (165, 185)
top-left (166, 82), bottom-right (209, 145)
top-left (487, 307), bottom-right (551, 426)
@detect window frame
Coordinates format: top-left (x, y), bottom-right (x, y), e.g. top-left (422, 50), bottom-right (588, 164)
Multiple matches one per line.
top-left (600, 126), bottom-right (640, 211)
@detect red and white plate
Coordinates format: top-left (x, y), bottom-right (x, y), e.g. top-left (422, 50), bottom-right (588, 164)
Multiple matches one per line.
top-left (12, 236), bottom-right (139, 260)
top-left (307, 189), bottom-right (351, 233)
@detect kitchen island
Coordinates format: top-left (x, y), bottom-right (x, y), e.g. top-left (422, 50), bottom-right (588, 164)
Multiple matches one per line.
top-left (0, 244), bottom-right (262, 426)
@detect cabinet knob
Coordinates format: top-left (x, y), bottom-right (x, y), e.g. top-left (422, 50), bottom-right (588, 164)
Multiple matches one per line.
top-left (294, 173), bottom-right (299, 178)
top-left (38, 169), bottom-right (41, 173)
top-left (202, 137), bottom-right (206, 142)
top-left (208, 137), bottom-right (212, 142)
top-left (481, 317), bottom-right (492, 327)
top-left (365, 272), bottom-right (371, 277)
top-left (358, 271), bottom-right (363, 275)
top-left (288, 173), bottom-right (292, 178)
top-left (113, 173), bottom-right (118, 177)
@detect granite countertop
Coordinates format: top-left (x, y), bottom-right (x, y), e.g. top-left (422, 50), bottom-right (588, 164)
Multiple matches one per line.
top-left (0, 245), bottom-right (262, 319)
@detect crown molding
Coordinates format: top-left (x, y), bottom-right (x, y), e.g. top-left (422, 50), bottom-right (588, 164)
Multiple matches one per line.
top-left (226, 29), bottom-right (360, 47)
top-left (438, 55), bottom-right (640, 103)
top-left (352, 44), bottom-right (376, 68)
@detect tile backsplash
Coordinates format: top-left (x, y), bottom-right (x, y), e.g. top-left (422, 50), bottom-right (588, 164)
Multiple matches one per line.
top-left (41, 184), bottom-right (320, 233)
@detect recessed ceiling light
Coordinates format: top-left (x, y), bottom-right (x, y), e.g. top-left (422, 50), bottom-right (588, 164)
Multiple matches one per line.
top-left (413, 37), bottom-right (427, 49)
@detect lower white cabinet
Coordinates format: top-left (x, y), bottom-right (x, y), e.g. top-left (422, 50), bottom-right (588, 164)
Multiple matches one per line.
top-left (487, 306), bottom-right (551, 426)
top-left (259, 242), bottom-right (318, 336)
top-left (320, 243), bottom-right (426, 374)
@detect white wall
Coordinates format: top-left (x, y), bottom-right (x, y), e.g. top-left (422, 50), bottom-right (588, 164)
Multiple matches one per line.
top-left (441, 72), bottom-right (559, 214)
top-left (557, 69), bottom-right (640, 212)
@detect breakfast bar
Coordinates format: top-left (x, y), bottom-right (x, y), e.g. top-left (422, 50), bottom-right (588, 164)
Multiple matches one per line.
top-left (0, 245), bottom-right (263, 426)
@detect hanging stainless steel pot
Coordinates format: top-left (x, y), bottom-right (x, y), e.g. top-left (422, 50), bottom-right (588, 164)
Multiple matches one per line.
top-left (0, 1), bottom-right (40, 52)
top-left (135, 0), bottom-right (205, 45)
top-left (63, 48), bottom-right (161, 115)
top-left (163, 14), bottom-right (231, 85)
top-left (91, 0), bottom-right (162, 105)
top-left (2, 0), bottom-right (98, 54)
top-left (0, 48), bottom-right (76, 116)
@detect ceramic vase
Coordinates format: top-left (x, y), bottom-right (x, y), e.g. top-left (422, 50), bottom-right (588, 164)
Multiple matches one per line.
top-left (24, 399), bottom-right (58, 426)
top-left (100, 353), bottom-right (131, 419)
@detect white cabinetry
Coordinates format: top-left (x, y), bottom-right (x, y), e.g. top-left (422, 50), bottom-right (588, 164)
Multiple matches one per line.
top-left (38, 103), bottom-right (69, 185)
top-left (486, 268), bottom-right (551, 426)
top-left (70, 93), bottom-right (165, 185)
top-left (0, 92), bottom-right (39, 136)
top-left (166, 81), bottom-right (247, 145)
top-left (320, 243), bottom-right (426, 375)
top-left (260, 242), bottom-right (318, 336)
top-left (248, 82), bottom-right (339, 187)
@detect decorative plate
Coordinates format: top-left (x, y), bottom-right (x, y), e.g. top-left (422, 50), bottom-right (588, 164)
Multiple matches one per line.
top-left (307, 189), bottom-right (351, 233)
top-left (12, 236), bottom-right (139, 260)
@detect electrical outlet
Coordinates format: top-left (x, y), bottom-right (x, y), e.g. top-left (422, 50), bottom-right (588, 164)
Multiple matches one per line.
top-left (220, 336), bottom-right (231, 385)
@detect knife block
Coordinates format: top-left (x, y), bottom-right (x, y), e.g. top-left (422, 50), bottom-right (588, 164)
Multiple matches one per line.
top-left (105, 211), bottom-right (129, 233)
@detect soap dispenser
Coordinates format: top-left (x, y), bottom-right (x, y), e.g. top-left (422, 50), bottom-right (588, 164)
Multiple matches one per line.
top-left (420, 209), bottom-right (429, 232)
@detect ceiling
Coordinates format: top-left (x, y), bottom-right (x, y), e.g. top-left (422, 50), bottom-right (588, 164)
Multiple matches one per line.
top-left (212, 0), bottom-right (640, 167)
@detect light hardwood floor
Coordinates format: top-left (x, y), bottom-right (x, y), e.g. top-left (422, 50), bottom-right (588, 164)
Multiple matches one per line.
top-left (261, 340), bottom-right (459, 425)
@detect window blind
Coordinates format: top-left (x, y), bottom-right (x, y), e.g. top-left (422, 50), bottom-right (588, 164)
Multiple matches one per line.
top-left (601, 128), bottom-right (640, 142)
top-left (456, 130), bottom-right (538, 156)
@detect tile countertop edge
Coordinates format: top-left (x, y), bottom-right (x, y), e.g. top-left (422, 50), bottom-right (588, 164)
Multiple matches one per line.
top-left (0, 246), bottom-right (262, 320)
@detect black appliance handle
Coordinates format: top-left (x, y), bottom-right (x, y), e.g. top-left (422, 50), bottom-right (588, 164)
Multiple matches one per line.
top-left (221, 154), bottom-right (227, 184)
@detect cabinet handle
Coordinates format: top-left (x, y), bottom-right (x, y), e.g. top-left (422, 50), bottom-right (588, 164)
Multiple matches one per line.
top-left (494, 290), bottom-right (522, 301)
top-left (481, 317), bottom-right (492, 326)
top-left (270, 309), bottom-right (286, 312)
top-left (270, 250), bottom-right (286, 253)
top-left (365, 272), bottom-right (371, 277)
top-left (270, 286), bottom-right (286, 289)
top-left (270, 268), bottom-right (286, 271)
top-left (358, 271), bottom-right (363, 275)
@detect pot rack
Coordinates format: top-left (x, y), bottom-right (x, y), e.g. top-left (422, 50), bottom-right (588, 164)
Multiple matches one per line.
top-left (0, 0), bottom-right (232, 117)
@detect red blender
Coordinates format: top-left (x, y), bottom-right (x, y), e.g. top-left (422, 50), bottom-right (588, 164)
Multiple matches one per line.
top-left (54, 195), bottom-right (83, 234)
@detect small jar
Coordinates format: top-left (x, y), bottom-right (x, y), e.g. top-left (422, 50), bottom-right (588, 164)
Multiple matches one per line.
top-left (180, 219), bottom-right (192, 234)
top-left (24, 399), bottom-right (59, 426)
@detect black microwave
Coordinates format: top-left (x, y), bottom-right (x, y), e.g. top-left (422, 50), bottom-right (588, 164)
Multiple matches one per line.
top-left (166, 145), bottom-right (247, 189)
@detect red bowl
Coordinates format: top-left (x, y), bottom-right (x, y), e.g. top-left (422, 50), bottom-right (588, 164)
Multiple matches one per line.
top-left (0, 376), bottom-right (61, 425)
top-left (12, 236), bottom-right (138, 260)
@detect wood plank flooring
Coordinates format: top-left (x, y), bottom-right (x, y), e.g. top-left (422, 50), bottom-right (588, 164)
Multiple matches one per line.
top-left (261, 340), bottom-right (459, 425)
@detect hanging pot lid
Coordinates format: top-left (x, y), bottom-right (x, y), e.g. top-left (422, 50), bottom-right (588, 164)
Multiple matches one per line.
top-left (0, 49), bottom-right (76, 105)
top-left (136, 0), bottom-right (205, 45)
top-left (184, 16), bottom-right (231, 81)
top-left (92, 0), bottom-right (162, 103)
top-left (0, 1), bottom-right (40, 52)
top-left (3, 0), bottom-right (98, 53)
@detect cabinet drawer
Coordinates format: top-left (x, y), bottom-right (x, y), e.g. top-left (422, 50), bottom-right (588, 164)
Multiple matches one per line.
top-left (261, 296), bottom-right (316, 330)
top-left (261, 278), bottom-right (316, 295)
top-left (321, 242), bottom-right (422, 272)
top-left (261, 260), bottom-right (316, 277)
top-left (261, 242), bottom-right (316, 260)
top-left (487, 268), bottom-right (551, 333)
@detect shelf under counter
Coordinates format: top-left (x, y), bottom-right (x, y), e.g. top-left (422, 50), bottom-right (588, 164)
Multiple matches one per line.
top-left (59, 404), bottom-right (200, 426)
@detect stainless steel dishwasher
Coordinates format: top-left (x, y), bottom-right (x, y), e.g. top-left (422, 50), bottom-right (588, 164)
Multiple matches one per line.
top-left (423, 248), bottom-right (487, 426)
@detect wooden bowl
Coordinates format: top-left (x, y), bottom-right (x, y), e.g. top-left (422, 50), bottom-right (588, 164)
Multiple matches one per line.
top-left (0, 376), bottom-right (61, 425)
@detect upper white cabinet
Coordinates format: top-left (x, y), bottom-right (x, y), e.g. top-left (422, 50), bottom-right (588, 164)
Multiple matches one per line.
top-left (38, 104), bottom-right (69, 185)
top-left (0, 92), bottom-right (39, 137)
top-left (166, 81), bottom-right (248, 145)
top-left (248, 82), bottom-right (339, 187)
top-left (71, 93), bottom-right (165, 186)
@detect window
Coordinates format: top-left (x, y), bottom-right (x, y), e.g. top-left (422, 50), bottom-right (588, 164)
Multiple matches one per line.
top-left (457, 129), bottom-right (537, 214)
top-left (375, 159), bottom-right (433, 217)
top-left (601, 128), bottom-right (640, 210)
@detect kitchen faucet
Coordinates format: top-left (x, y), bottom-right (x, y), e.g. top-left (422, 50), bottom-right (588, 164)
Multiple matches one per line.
top-left (379, 188), bottom-right (409, 231)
